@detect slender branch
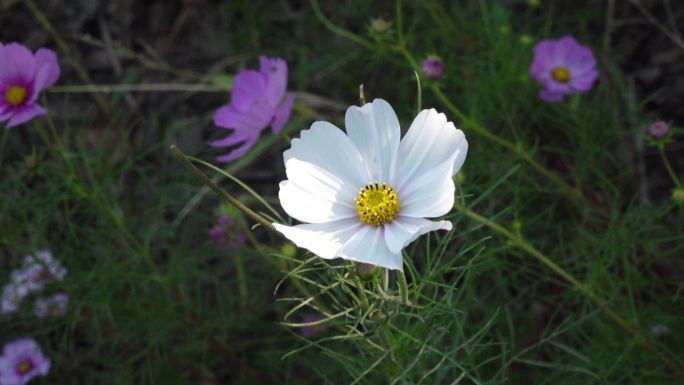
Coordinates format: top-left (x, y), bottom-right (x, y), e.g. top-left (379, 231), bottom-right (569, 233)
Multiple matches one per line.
top-left (169, 145), bottom-right (276, 233)
top-left (658, 146), bottom-right (683, 188)
top-left (23, 0), bottom-right (111, 115)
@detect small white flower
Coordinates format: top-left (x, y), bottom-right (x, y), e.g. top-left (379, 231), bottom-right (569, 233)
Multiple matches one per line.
top-left (34, 292), bottom-right (69, 318)
top-left (1, 283), bottom-right (28, 314)
top-left (274, 98), bottom-right (468, 270)
top-left (12, 250), bottom-right (67, 292)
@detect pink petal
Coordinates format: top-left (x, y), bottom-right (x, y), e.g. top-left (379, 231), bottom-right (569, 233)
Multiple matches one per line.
top-left (539, 88), bottom-right (565, 102)
top-left (271, 92), bottom-right (294, 134)
top-left (0, 43), bottom-right (36, 83)
top-left (213, 105), bottom-right (243, 129)
top-left (259, 56), bottom-right (288, 108)
top-left (6, 103), bottom-right (46, 128)
top-left (32, 48), bottom-right (60, 93)
top-left (215, 134), bottom-right (260, 163)
top-left (229, 70), bottom-right (267, 112)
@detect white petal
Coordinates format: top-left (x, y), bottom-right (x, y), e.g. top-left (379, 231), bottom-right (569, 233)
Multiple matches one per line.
top-left (278, 179), bottom-right (356, 223)
top-left (285, 121), bottom-right (369, 189)
top-left (452, 135), bottom-right (468, 176)
top-left (345, 98), bottom-right (400, 182)
top-left (274, 218), bottom-right (363, 259)
top-left (338, 226), bottom-right (403, 270)
top-left (393, 110), bottom-right (467, 191)
top-left (384, 216), bottom-right (452, 254)
top-left (398, 159), bottom-right (455, 218)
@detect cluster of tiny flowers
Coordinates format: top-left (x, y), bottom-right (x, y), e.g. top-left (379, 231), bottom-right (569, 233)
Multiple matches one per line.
top-left (0, 339), bottom-right (50, 385)
top-left (1, 251), bottom-right (68, 318)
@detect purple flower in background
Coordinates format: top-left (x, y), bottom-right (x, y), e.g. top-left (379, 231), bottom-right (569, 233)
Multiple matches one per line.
top-left (421, 56), bottom-right (444, 80)
top-left (0, 42), bottom-right (60, 128)
top-left (209, 215), bottom-right (246, 251)
top-left (300, 313), bottom-right (328, 337)
top-left (648, 120), bottom-right (669, 138)
top-left (529, 36), bottom-right (598, 102)
top-left (210, 56), bottom-right (295, 162)
top-left (1, 284), bottom-right (28, 315)
top-left (0, 338), bottom-right (50, 385)
top-left (12, 251), bottom-right (66, 292)
top-left (34, 293), bottom-right (68, 318)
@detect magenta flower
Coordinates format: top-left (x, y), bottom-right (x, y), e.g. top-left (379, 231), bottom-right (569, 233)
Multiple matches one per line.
top-left (34, 293), bottom-right (68, 318)
top-left (0, 42), bottom-right (60, 128)
top-left (0, 338), bottom-right (50, 385)
top-left (421, 56), bottom-right (444, 80)
top-left (648, 120), bottom-right (669, 138)
top-left (209, 215), bottom-right (246, 250)
top-left (529, 36), bottom-right (598, 102)
top-left (210, 56), bottom-right (295, 162)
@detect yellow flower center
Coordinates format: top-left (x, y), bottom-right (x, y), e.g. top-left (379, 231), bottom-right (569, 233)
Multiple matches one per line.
top-left (5, 85), bottom-right (27, 107)
top-left (355, 182), bottom-right (400, 227)
top-left (17, 360), bottom-right (33, 374)
top-left (551, 67), bottom-right (571, 83)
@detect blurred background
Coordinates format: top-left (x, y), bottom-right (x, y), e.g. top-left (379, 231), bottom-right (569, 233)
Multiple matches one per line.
top-left (0, 0), bottom-right (683, 384)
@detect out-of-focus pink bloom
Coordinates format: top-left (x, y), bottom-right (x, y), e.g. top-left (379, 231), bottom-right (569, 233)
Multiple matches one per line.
top-left (648, 120), bottom-right (669, 138)
top-left (420, 56), bottom-right (444, 80)
top-left (34, 293), bottom-right (68, 318)
top-left (0, 338), bottom-right (50, 385)
top-left (300, 313), bottom-right (328, 337)
top-left (210, 56), bottom-right (295, 162)
top-left (209, 215), bottom-right (246, 251)
top-left (529, 36), bottom-right (598, 102)
top-left (0, 42), bottom-right (60, 128)
top-left (1, 283), bottom-right (28, 315)
top-left (12, 250), bottom-right (66, 292)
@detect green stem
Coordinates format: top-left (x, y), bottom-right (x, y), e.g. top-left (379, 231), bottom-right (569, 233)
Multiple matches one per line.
top-left (49, 83), bottom-right (230, 93)
top-left (658, 146), bottom-right (682, 188)
top-left (463, 207), bottom-right (684, 376)
top-left (354, 275), bottom-right (371, 312)
top-left (397, 270), bottom-right (410, 305)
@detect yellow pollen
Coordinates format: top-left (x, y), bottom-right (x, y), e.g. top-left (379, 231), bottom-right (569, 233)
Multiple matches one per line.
top-left (551, 67), bottom-right (571, 83)
top-left (5, 85), bottom-right (27, 107)
top-left (355, 182), bottom-right (400, 227)
top-left (17, 360), bottom-right (33, 374)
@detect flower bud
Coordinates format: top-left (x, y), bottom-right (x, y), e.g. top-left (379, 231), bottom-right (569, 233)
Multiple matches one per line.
top-left (648, 120), bottom-right (669, 138)
top-left (421, 56), bottom-right (444, 80)
top-left (370, 18), bottom-right (391, 34)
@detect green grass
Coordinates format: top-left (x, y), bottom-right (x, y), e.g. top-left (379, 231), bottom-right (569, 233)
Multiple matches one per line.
top-left (1, 0), bottom-right (683, 384)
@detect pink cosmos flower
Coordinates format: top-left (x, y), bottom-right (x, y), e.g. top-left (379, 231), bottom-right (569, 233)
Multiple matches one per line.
top-left (529, 36), bottom-right (598, 102)
top-left (34, 293), bottom-right (68, 318)
top-left (0, 338), bottom-right (50, 385)
top-left (0, 42), bottom-right (60, 128)
top-left (210, 56), bottom-right (295, 162)
top-left (421, 56), bottom-right (444, 80)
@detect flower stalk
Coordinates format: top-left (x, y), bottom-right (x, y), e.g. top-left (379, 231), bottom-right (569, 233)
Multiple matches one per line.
top-left (169, 144), bottom-right (277, 233)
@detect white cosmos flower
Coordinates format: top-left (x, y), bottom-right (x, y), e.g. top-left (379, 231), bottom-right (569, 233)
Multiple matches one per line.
top-left (274, 98), bottom-right (468, 270)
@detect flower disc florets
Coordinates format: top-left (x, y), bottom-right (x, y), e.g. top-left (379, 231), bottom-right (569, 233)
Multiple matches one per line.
top-left (355, 182), bottom-right (400, 226)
